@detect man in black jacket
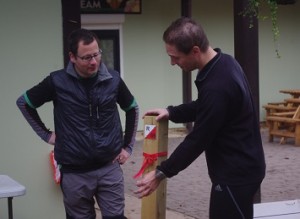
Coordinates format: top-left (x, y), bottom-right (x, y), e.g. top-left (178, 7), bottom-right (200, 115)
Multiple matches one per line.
top-left (135, 17), bottom-right (265, 219)
top-left (17, 29), bottom-right (138, 219)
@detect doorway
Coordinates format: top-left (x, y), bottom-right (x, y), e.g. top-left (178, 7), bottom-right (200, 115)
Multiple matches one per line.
top-left (81, 14), bottom-right (124, 76)
top-left (92, 29), bottom-right (121, 73)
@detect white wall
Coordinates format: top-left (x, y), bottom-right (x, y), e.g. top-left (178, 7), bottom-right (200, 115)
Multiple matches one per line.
top-left (259, 2), bottom-right (300, 120)
top-left (0, 0), bottom-right (64, 218)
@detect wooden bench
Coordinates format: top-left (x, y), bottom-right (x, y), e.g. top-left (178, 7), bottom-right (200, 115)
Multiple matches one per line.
top-left (267, 101), bottom-right (287, 106)
top-left (270, 112), bottom-right (295, 117)
top-left (284, 98), bottom-right (300, 107)
top-left (263, 104), bottom-right (297, 127)
top-left (266, 106), bottom-right (300, 146)
top-left (263, 104), bottom-right (296, 115)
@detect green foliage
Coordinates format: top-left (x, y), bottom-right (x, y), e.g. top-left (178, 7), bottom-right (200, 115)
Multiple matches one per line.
top-left (241, 0), bottom-right (280, 57)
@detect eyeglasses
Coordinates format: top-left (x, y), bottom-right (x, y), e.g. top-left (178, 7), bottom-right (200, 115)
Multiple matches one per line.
top-left (76, 50), bottom-right (102, 62)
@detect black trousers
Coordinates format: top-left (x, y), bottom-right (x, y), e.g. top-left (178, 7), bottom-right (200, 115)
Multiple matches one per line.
top-left (209, 183), bottom-right (261, 219)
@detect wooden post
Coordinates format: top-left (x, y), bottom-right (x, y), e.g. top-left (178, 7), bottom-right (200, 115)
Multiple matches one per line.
top-left (234, 0), bottom-right (261, 203)
top-left (61, 0), bottom-right (81, 67)
top-left (181, 0), bottom-right (193, 133)
top-left (141, 116), bottom-right (169, 219)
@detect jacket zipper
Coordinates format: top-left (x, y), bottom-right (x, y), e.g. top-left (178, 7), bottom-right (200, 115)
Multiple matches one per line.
top-left (89, 103), bottom-right (92, 117)
top-left (96, 106), bottom-right (99, 119)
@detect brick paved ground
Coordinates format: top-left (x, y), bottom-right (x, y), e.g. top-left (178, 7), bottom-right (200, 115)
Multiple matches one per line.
top-left (121, 128), bottom-right (300, 219)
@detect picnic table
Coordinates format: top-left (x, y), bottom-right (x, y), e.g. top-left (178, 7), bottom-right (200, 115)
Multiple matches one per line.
top-left (280, 89), bottom-right (300, 98)
top-left (278, 90), bottom-right (300, 107)
top-left (0, 175), bottom-right (26, 219)
top-left (264, 89), bottom-right (300, 145)
top-left (284, 98), bottom-right (300, 104)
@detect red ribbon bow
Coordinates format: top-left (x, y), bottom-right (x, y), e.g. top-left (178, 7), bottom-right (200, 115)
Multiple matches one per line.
top-left (133, 152), bottom-right (167, 179)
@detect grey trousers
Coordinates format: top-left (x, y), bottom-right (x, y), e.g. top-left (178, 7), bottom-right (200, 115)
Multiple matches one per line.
top-left (61, 162), bottom-right (125, 219)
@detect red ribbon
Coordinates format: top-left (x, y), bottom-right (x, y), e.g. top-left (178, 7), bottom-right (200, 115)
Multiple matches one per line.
top-left (133, 152), bottom-right (167, 179)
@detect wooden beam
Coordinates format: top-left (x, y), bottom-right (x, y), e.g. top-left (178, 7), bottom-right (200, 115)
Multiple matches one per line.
top-left (61, 0), bottom-right (81, 67)
top-left (234, 0), bottom-right (261, 203)
top-left (181, 0), bottom-right (193, 133)
top-left (233, 0), bottom-right (260, 119)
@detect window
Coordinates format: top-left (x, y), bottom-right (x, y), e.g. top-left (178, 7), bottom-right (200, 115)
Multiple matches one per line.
top-left (93, 29), bottom-right (120, 73)
top-left (81, 14), bottom-right (124, 76)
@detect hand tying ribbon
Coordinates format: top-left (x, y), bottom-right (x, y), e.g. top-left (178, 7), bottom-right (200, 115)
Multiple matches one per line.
top-left (133, 151), bottom-right (167, 179)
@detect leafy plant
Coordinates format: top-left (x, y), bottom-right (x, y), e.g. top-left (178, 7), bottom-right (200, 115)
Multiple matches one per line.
top-left (241, 0), bottom-right (280, 57)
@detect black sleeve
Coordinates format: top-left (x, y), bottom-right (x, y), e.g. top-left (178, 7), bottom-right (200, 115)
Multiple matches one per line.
top-left (16, 75), bottom-right (56, 143)
top-left (123, 104), bottom-right (139, 154)
top-left (167, 100), bottom-right (198, 123)
top-left (158, 89), bottom-right (231, 178)
top-left (26, 75), bottom-right (55, 108)
top-left (117, 78), bottom-right (135, 110)
top-left (117, 78), bottom-right (139, 154)
top-left (16, 95), bottom-right (52, 142)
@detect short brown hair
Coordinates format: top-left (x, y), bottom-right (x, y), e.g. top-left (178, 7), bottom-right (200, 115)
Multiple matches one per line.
top-left (163, 17), bottom-right (209, 54)
top-left (68, 29), bottom-right (100, 55)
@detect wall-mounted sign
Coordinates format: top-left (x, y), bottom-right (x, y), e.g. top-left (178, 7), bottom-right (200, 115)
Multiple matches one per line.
top-left (81, 0), bottom-right (141, 14)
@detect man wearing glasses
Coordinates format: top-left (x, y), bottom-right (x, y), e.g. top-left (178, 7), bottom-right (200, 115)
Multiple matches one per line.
top-left (16, 29), bottom-right (139, 219)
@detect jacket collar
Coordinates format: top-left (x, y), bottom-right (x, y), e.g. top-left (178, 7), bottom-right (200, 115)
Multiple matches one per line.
top-left (66, 61), bottom-right (113, 82)
top-left (196, 48), bottom-right (221, 82)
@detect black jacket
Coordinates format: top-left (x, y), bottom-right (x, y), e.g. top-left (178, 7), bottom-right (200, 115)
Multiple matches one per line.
top-left (158, 49), bottom-right (265, 186)
top-left (18, 62), bottom-right (138, 172)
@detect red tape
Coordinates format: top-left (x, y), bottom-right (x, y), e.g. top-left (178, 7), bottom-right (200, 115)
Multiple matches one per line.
top-left (50, 150), bottom-right (61, 184)
top-left (133, 151), bottom-right (167, 179)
